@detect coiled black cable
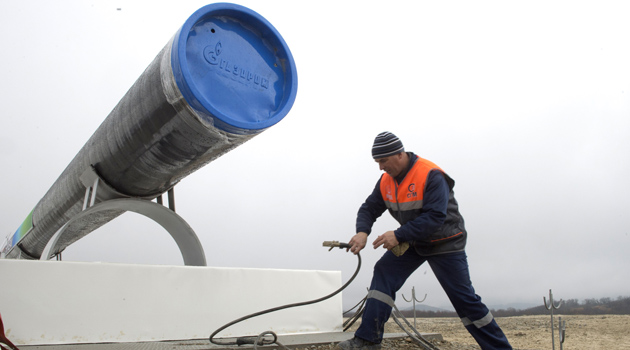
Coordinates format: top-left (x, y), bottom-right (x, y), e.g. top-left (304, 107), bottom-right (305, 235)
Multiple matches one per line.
top-left (390, 303), bottom-right (441, 350)
top-left (342, 295), bottom-right (366, 331)
top-left (209, 242), bottom-right (360, 348)
top-left (341, 292), bottom-right (440, 350)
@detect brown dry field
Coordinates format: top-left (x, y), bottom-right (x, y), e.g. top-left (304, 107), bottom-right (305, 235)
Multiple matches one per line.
top-left (298, 314), bottom-right (630, 350)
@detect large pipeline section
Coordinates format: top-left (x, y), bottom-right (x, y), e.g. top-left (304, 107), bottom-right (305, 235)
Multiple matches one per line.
top-left (4, 3), bottom-right (297, 260)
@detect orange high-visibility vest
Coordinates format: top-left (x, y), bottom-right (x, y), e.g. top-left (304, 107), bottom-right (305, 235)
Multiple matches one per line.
top-left (379, 156), bottom-right (444, 219)
top-left (378, 155), bottom-right (466, 255)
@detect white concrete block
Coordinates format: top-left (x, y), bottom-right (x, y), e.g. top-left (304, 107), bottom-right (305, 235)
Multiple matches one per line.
top-left (0, 259), bottom-right (342, 345)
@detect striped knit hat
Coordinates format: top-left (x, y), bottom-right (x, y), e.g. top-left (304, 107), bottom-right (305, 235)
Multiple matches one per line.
top-left (372, 131), bottom-right (404, 159)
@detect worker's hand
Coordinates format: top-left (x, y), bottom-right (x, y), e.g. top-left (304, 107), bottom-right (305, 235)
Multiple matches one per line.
top-left (348, 232), bottom-right (368, 255)
top-left (373, 231), bottom-right (399, 250)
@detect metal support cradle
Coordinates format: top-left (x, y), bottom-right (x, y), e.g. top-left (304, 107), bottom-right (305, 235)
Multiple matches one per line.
top-left (39, 167), bottom-right (206, 266)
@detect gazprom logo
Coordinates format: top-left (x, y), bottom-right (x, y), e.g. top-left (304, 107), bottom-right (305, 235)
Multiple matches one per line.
top-left (203, 41), bottom-right (270, 89)
top-left (407, 183), bottom-right (417, 198)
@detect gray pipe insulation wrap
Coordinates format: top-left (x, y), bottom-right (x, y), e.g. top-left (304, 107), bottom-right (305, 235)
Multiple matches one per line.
top-left (5, 3), bottom-right (297, 259)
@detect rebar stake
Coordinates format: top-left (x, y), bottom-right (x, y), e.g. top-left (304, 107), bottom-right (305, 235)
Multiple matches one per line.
top-left (401, 286), bottom-right (427, 329)
top-left (558, 316), bottom-right (566, 350)
top-left (543, 289), bottom-right (563, 350)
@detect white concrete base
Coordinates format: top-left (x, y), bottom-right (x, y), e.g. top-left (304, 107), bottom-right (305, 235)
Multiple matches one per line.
top-left (0, 259), bottom-right (342, 346)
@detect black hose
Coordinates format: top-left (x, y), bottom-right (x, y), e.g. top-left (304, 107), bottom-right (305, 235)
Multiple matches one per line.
top-left (341, 293), bottom-right (440, 350)
top-left (342, 296), bottom-right (366, 331)
top-left (390, 303), bottom-right (441, 350)
top-left (209, 246), bottom-right (361, 348)
top-left (343, 294), bottom-right (367, 316)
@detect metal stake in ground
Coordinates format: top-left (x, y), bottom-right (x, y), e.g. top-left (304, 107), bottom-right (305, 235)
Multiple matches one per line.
top-left (401, 286), bottom-right (427, 329)
top-left (558, 316), bottom-right (566, 350)
top-left (543, 289), bottom-right (563, 350)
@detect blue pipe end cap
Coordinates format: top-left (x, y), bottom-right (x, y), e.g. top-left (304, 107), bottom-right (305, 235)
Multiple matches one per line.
top-left (171, 3), bottom-right (298, 134)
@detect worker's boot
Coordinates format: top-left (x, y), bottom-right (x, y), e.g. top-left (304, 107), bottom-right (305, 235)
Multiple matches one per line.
top-left (336, 336), bottom-right (381, 350)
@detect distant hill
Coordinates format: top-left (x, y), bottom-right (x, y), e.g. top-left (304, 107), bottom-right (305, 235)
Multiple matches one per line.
top-left (397, 296), bottom-right (630, 318)
top-left (507, 296), bottom-right (630, 317)
top-left (400, 304), bottom-right (452, 313)
top-left (486, 302), bottom-right (539, 311)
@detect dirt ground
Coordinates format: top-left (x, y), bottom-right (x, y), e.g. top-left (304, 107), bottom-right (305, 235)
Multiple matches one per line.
top-left (297, 314), bottom-right (630, 350)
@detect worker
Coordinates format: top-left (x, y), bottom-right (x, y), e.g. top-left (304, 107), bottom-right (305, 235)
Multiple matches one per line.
top-left (337, 132), bottom-right (512, 350)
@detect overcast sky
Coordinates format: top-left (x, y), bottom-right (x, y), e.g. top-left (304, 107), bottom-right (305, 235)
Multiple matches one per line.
top-left (1, 0), bottom-right (629, 311)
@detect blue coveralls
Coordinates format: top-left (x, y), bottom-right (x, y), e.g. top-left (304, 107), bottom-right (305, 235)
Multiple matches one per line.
top-left (354, 153), bottom-right (512, 350)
